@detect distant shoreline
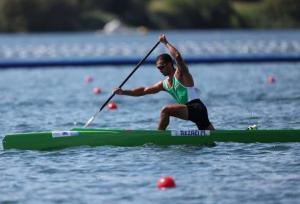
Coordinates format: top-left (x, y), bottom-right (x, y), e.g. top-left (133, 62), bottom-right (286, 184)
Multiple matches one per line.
top-left (0, 0), bottom-right (299, 32)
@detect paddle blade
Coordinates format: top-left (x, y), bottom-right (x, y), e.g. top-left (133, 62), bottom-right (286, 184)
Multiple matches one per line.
top-left (84, 116), bottom-right (95, 128)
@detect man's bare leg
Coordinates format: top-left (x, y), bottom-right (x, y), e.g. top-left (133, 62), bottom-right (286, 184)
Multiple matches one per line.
top-left (158, 104), bottom-right (188, 130)
top-left (207, 123), bottom-right (215, 130)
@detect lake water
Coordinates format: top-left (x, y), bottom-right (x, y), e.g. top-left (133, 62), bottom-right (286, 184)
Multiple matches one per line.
top-left (0, 30), bottom-right (300, 203)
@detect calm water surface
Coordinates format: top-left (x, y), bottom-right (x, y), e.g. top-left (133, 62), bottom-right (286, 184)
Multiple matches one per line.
top-left (1, 32), bottom-right (300, 203)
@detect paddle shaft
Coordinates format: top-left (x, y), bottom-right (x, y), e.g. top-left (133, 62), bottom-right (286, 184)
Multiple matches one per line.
top-left (84, 41), bottom-right (160, 127)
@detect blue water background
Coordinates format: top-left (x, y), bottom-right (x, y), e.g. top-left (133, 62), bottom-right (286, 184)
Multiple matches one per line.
top-left (0, 30), bottom-right (300, 203)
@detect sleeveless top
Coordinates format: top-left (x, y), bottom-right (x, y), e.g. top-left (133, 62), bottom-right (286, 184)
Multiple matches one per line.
top-left (162, 76), bottom-right (199, 104)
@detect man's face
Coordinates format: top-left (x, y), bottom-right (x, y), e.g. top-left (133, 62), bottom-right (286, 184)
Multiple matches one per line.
top-left (156, 59), bottom-right (169, 76)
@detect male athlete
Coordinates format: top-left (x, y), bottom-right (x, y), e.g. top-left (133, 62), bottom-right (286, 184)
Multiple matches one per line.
top-left (113, 34), bottom-right (214, 130)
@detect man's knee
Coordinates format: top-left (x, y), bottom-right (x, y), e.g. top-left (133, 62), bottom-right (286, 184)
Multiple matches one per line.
top-left (160, 105), bottom-right (171, 115)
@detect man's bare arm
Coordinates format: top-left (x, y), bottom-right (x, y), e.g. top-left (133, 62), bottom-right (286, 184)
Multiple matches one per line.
top-left (113, 81), bottom-right (163, 96)
top-left (159, 34), bottom-right (189, 74)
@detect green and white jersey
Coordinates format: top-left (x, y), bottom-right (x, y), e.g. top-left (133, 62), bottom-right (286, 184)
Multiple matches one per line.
top-left (162, 76), bottom-right (199, 104)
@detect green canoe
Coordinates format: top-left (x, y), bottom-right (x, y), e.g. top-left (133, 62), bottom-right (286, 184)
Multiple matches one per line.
top-left (2, 128), bottom-right (300, 150)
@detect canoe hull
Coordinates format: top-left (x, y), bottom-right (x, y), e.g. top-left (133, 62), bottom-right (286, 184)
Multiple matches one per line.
top-left (2, 128), bottom-right (300, 150)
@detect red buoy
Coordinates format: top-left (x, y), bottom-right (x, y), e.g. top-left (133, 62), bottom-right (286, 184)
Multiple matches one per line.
top-left (267, 75), bottom-right (276, 84)
top-left (84, 75), bottom-right (93, 83)
top-left (93, 87), bottom-right (102, 94)
top-left (157, 176), bottom-right (176, 189)
top-left (107, 102), bottom-right (118, 110)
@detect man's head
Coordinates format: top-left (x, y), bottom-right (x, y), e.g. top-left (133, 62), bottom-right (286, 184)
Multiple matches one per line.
top-left (156, 53), bottom-right (175, 76)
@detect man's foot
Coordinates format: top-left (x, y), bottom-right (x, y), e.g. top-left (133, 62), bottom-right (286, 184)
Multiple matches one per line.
top-left (247, 124), bottom-right (257, 130)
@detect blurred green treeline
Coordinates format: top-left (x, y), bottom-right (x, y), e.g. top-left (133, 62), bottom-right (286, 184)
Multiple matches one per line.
top-left (0, 0), bottom-right (299, 32)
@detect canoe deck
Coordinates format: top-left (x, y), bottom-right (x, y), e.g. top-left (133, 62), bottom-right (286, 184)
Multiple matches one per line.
top-left (2, 128), bottom-right (300, 150)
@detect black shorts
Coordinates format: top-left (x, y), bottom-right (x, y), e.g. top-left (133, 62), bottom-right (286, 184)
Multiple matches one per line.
top-left (186, 99), bottom-right (211, 130)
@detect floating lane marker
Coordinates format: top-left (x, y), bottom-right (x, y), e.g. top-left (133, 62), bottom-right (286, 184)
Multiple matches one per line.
top-left (157, 176), bottom-right (176, 189)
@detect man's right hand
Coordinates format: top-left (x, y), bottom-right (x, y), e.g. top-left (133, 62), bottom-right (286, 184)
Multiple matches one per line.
top-left (113, 88), bottom-right (124, 95)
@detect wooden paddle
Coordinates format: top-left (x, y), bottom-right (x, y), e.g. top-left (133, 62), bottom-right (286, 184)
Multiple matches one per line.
top-left (84, 41), bottom-right (160, 128)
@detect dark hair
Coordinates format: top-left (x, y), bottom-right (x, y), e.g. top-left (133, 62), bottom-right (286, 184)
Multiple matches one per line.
top-left (156, 53), bottom-right (173, 65)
